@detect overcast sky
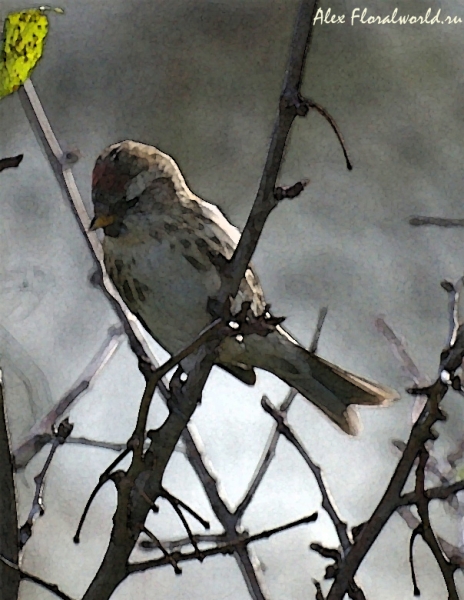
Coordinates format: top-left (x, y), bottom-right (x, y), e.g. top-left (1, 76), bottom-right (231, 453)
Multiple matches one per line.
top-left (1, 1), bottom-right (464, 598)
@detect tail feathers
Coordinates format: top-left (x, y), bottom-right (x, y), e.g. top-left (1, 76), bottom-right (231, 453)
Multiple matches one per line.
top-left (218, 326), bottom-right (398, 435)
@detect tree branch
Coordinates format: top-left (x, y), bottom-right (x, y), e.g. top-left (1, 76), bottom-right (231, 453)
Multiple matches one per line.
top-left (261, 397), bottom-right (351, 554)
top-left (0, 555), bottom-right (74, 600)
top-left (0, 374), bottom-right (20, 600)
top-left (128, 513), bottom-right (318, 574)
top-left (0, 154), bottom-right (23, 173)
top-left (18, 78), bottom-right (160, 387)
top-left (82, 2), bottom-right (323, 598)
top-left (13, 325), bottom-right (124, 469)
top-left (327, 278), bottom-right (464, 599)
top-left (19, 419), bottom-right (73, 548)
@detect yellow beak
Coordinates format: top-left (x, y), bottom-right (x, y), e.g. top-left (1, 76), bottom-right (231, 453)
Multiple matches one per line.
top-left (89, 214), bottom-right (116, 231)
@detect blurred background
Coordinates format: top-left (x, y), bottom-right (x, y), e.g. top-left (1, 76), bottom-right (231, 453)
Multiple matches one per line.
top-left (1, 0), bottom-right (464, 598)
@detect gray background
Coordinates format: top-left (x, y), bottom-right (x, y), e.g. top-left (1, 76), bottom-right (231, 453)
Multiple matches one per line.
top-left (1, 0), bottom-right (464, 598)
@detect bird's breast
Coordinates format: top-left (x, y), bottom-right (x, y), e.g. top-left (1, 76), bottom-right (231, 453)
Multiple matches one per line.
top-left (103, 232), bottom-right (222, 354)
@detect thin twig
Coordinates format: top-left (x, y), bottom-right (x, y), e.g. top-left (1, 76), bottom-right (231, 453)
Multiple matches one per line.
top-left (327, 278), bottom-right (464, 600)
top-left (409, 525), bottom-right (421, 596)
top-left (218, 0), bottom-right (321, 301)
top-left (14, 325), bottom-right (124, 469)
top-left (410, 216), bottom-right (464, 228)
top-left (0, 555), bottom-right (74, 600)
top-left (397, 505), bottom-right (464, 568)
top-left (160, 488), bottom-right (210, 530)
top-left (66, 437), bottom-right (127, 452)
top-left (376, 316), bottom-right (428, 423)
top-left (307, 101), bottom-right (352, 170)
top-left (399, 480), bottom-right (464, 506)
top-left (441, 279), bottom-right (464, 349)
top-left (140, 532), bottom-right (222, 552)
top-left (0, 155), bottom-right (23, 173)
top-left (182, 423), bottom-right (269, 600)
top-left (128, 513), bottom-right (318, 574)
top-left (73, 449), bottom-right (130, 543)
top-left (375, 317), bottom-right (423, 386)
top-left (235, 391), bottom-right (297, 520)
top-left (236, 308), bottom-right (327, 520)
top-left (414, 448), bottom-right (459, 599)
top-left (19, 419), bottom-right (73, 548)
top-left (159, 492), bottom-right (204, 559)
top-left (130, 319), bottom-right (222, 458)
top-left (261, 397), bottom-right (351, 554)
top-left (309, 306), bottom-right (328, 354)
top-left (18, 79), bottom-right (160, 380)
top-left (141, 527), bottom-right (181, 574)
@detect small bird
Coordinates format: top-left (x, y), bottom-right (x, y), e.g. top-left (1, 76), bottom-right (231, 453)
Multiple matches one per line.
top-left (90, 140), bottom-right (397, 434)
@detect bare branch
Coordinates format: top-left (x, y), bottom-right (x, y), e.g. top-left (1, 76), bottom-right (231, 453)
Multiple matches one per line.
top-left (235, 391), bottom-right (296, 521)
top-left (19, 419), bottom-right (73, 548)
top-left (218, 0), bottom-right (321, 301)
top-left (306, 100), bottom-right (352, 170)
top-left (128, 513), bottom-right (318, 574)
top-left (74, 450), bottom-right (130, 543)
top-left (182, 423), bottom-right (269, 599)
top-left (309, 306), bottom-right (329, 354)
top-left (141, 532), bottom-right (222, 552)
top-left (408, 524), bottom-right (421, 596)
top-left (441, 279), bottom-right (464, 349)
top-left (413, 448), bottom-right (459, 599)
top-left (261, 397), bottom-right (351, 554)
top-left (129, 319), bottom-right (222, 458)
top-left (410, 216), bottom-right (464, 228)
top-left (375, 317), bottom-right (424, 386)
top-left (14, 325), bottom-right (124, 469)
top-left (399, 480), bottom-right (464, 506)
top-left (0, 374), bottom-right (20, 599)
top-left (140, 527), bottom-right (182, 574)
top-left (0, 155), bottom-right (23, 173)
top-left (397, 506), bottom-right (464, 569)
top-left (0, 555), bottom-right (74, 600)
top-left (66, 437), bottom-right (127, 452)
top-left (237, 308), bottom-right (327, 520)
top-left (160, 488), bottom-right (210, 530)
top-left (18, 79), bottom-right (160, 381)
top-left (327, 278), bottom-right (464, 599)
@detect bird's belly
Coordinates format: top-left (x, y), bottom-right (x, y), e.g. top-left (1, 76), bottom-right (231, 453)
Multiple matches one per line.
top-left (104, 237), bottom-right (221, 354)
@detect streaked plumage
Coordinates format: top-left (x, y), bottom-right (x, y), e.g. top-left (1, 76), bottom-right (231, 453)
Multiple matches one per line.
top-left (90, 140), bottom-right (398, 434)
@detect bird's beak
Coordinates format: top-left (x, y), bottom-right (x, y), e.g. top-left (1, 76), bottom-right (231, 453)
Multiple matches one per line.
top-left (89, 214), bottom-right (116, 231)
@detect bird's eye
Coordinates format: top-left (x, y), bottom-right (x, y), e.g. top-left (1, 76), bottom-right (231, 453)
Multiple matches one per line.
top-left (108, 147), bottom-right (120, 161)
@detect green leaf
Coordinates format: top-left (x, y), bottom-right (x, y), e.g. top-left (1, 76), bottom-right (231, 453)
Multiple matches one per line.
top-left (0, 6), bottom-right (63, 99)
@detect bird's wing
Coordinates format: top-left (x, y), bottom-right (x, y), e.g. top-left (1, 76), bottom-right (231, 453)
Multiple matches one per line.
top-left (184, 195), bottom-right (267, 317)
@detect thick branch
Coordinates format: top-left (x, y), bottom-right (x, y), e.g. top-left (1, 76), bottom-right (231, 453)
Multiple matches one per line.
top-left (82, 3), bottom-right (320, 598)
top-left (0, 375), bottom-right (20, 599)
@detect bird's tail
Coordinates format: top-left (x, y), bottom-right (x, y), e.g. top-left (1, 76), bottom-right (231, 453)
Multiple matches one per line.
top-left (218, 326), bottom-right (398, 434)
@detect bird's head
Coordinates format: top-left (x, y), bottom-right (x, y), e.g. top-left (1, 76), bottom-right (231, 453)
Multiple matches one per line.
top-left (90, 140), bottom-right (187, 237)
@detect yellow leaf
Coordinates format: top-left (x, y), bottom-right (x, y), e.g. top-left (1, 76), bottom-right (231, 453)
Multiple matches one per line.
top-left (0, 6), bottom-right (63, 99)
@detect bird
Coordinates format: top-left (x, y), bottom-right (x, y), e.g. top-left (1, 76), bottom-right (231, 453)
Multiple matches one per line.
top-left (90, 140), bottom-right (398, 434)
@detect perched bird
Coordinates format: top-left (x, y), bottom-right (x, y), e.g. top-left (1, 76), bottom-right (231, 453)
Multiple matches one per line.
top-left (90, 140), bottom-right (397, 434)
